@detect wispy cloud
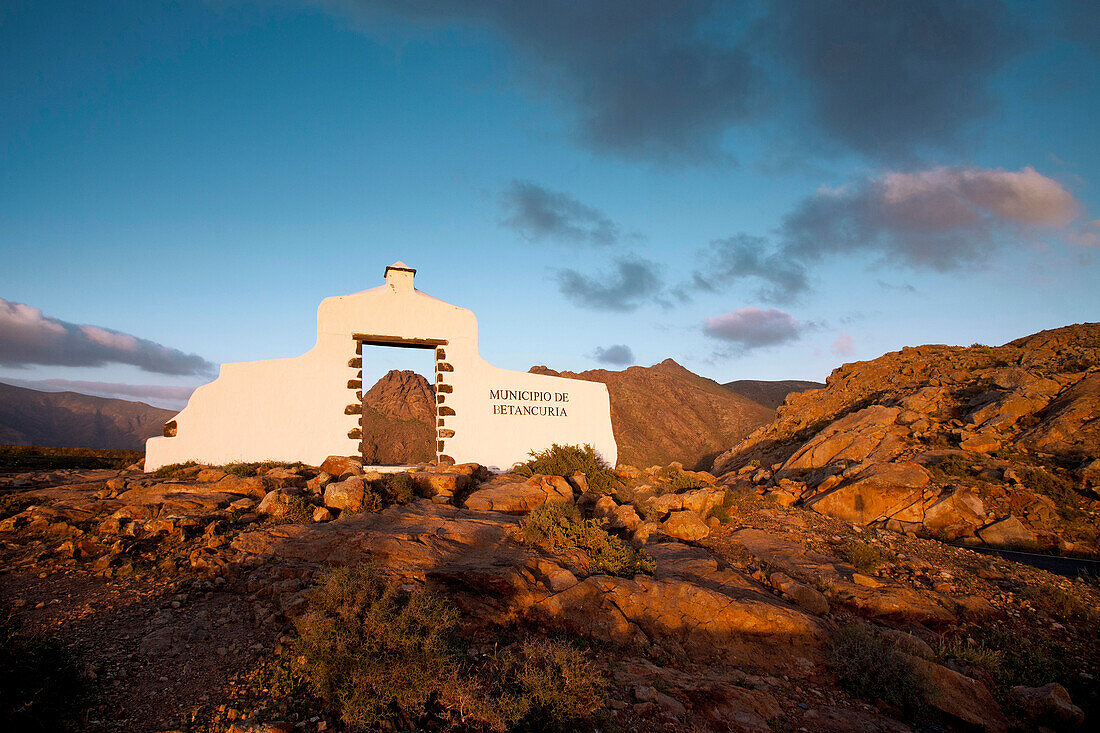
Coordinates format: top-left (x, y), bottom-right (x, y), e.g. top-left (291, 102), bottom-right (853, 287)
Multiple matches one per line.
top-left (590, 344), bottom-right (634, 366)
top-left (556, 255), bottom-right (663, 311)
top-left (831, 333), bottom-right (855, 357)
top-left (501, 181), bottom-right (621, 245)
top-left (0, 298), bottom-right (216, 376)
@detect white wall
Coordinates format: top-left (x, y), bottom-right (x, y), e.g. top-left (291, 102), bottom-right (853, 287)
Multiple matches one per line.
top-left (145, 264), bottom-right (617, 471)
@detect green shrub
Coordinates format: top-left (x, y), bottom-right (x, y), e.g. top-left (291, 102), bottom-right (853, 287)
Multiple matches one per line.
top-left (153, 460), bottom-right (199, 478)
top-left (1021, 582), bottom-right (1093, 621)
top-left (371, 472), bottom-right (419, 505)
top-left (1017, 465), bottom-right (1078, 508)
top-left (515, 444), bottom-right (620, 495)
top-left (844, 540), bottom-right (883, 573)
top-left (933, 454), bottom-right (977, 479)
top-left (829, 624), bottom-right (925, 714)
top-left (666, 470), bottom-right (706, 492)
top-left (708, 505), bottom-right (732, 524)
top-left (0, 601), bottom-right (87, 731)
top-left (288, 565), bottom-right (459, 730)
top-left (746, 459), bottom-right (761, 468)
top-left (222, 461), bottom-right (309, 477)
top-left (935, 637), bottom-right (1004, 677)
top-left (521, 503), bottom-right (654, 577)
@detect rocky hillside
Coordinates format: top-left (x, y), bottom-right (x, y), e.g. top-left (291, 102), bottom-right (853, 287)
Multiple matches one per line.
top-left (531, 359), bottom-right (775, 469)
top-left (358, 370), bottom-right (436, 464)
top-left (723, 379), bottom-right (825, 410)
top-left (0, 382), bottom-right (175, 450)
top-left (712, 323), bottom-right (1100, 555)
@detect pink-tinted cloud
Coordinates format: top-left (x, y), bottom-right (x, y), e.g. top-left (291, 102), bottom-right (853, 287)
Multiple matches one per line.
top-left (703, 307), bottom-right (808, 352)
top-left (831, 333), bottom-right (855, 357)
top-left (695, 166), bottom-right (1088, 303)
top-left (0, 298), bottom-right (215, 376)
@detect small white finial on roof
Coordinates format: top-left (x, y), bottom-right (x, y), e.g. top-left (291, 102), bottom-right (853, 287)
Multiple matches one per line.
top-left (384, 261), bottom-right (416, 293)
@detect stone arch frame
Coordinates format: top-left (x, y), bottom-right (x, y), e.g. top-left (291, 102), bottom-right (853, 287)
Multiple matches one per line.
top-left (348, 333), bottom-right (453, 464)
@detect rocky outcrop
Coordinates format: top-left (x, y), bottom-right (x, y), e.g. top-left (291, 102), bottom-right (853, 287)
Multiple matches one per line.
top-left (711, 324), bottom-right (1100, 554)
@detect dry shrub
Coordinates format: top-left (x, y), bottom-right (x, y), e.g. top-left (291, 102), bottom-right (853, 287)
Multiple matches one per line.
top-left (521, 503), bottom-right (654, 577)
top-left (278, 565), bottom-right (606, 731)
top-left (844, 540), bottom-right (883, 573)
top-left (289, 565), bottom-right (458, 730)
top-left (446, 637), bottom-right (607, 732)
top-left (515, 444), bottom-right (620, 495)
top-left (829, 624), bottom-right (925, 714)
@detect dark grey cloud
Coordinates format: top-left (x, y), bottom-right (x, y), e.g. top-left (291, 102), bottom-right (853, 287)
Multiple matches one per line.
top-left (702, 307), bottom-right (808, 352)
top-left (557, 256), bottom-right (663, 311)
top-left (590, 344), bottom-right (635, 366)
top-left (339, 1), bottom-right (756, 163)
top-left (501, 181), bottom-right (620, 245)
top-left (766, 0), bottom-right (1026, 158)
top-left (2, 378), bottom-right (195, 409)
top-left (0, 298), bottom-right (216, 376)
top-left (693, 166), bottom-right (1083, 302)
top-left (693, 233), bottom-right (808, 304)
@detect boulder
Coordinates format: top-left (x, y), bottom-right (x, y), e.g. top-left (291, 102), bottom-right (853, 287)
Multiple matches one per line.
top-left (464, 474), bottom-right (573, 513)
top-left (769, 572), bottom-right (829, 615)
top-left (323, 477), bottom-right (368, 512)
top-left (319, 455), bottom-right (364, 477)
top-left (257, 488), bottom-right (307, 520)
top-left (909, 656), bottom-right (1009, 732)
top-left (921, 489), bottom-right (984, 540)
top-left (680, 488), bottom-right (724, 515)
top-left (410, 471), bottom-right (470, 503)
top-left (662, 510), bottom-right (709, 542)
top-left (611, 504), bottom-right (642, 532)
top-left (806, 462), bottom-right (930, 525)
top-left (1008, 683), bottom-right (1084, 730)
top-left (960, 433), bottom-right (1001, 453)
top-left (977, 515), bottom-right (1037, 549)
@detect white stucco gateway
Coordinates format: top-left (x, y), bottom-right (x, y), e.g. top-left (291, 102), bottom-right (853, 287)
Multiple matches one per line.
top-left (145, 263), bottom-right (617, 472)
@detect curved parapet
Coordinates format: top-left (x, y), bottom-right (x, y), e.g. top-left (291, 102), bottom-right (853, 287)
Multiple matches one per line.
top-left (145, 262), bottom-right (617, 471)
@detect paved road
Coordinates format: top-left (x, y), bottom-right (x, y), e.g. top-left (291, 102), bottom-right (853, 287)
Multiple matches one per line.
top-left (957, 544), bottom-right (1100, 579)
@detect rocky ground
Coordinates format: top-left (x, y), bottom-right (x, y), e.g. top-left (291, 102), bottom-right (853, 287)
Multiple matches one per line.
top-left (1, 454), bottom-right (1095, 732)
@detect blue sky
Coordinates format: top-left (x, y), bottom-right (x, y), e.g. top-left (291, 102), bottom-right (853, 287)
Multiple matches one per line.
top-left (2, 1), bottom-right (1098, 409)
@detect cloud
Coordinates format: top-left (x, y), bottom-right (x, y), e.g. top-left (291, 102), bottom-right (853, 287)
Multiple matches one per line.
top-left (1069, 219), bottom-right (1100, 248)
top-left (767, 0), bottom-right (1026, 158)
top-left (556, 256), bottom-right (663, 311)
top-left (501, 181), bottom-right (621, 245)
top-left (695, 166), bottom-right (1086, 303)
top-left (2, 378), bottom-right (195, 410)
top-left (590, 344), bottom-right (634, 366)
top-left (831, 333), bottom-right (855, 357)
top-left (337, 1), bottom-right (756, 163)
top-left (876, 280), bottom-right (916, 294)
top-left (703, 307), bottom-right (808, 352)
top-left (693, 234), bottom-right (809, 304)
top-left (781, 166), bottom-right (1080, 270)
top-left (0, 298), bottom-right (216, 376)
